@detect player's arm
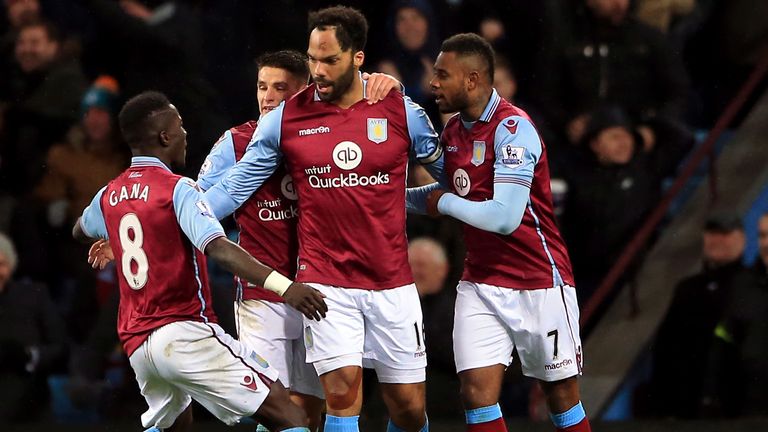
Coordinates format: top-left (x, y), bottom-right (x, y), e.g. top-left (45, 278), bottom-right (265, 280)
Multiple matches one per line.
top-left (72, 186), bottom-right (108, 243)
top-left (196, 130), bottom-right (237, 191)
top-left (405, 96), bottom-right (446, 183)
top-left (173, 178), bottom-right (327, 320)
top-left (406, 182), bottom-right (444, 215)
top-left (203, 105), bottom-right (284, 219)
top-left (429, 116), bottom-right (541, 235)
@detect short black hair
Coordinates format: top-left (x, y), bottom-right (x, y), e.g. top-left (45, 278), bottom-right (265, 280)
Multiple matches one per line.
top-left (440, 33), bottom-right (495, 82)
top-left (307, 6), bottom-right (368, 52)
top-left (118, 91), bottom-right (172, 147)
top-left (256, 50), bottom-right (310, 82)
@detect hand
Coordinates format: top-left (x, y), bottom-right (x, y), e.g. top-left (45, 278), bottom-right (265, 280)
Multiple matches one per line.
top-left (636, 125), bottom-right (656, 152)
top-left (567, 113), bottom-right (590, 145)
top-left (283, 283), bottom-right (328, 321)
top-left (426, 189), bottom-right (447, 217)
top-left (88, 239), bottom-right (114, 270)
top-left (362, 72), bottom-right (402, 104)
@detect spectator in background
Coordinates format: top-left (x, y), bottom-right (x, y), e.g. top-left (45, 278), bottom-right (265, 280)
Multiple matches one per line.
top-left (649, 212), bottom-right (748, 418)
top-left (560, 105), bottom-right (692, 302)
top-left (635, 0), bottom-right (696, 34)
top-left (0, 232), bottom-right (68, 423)
top-left (0, 19), bottom-right (87, 196)
top-left (536, 0), bottom-right (689, 149)
top-left (701, 212), bottom-right (768, 417)
top-left (0, 0), bottom-right (41, 100)
top-left (378, 0), bottom-right (441, 125)
top-left (78, 0), bottom-right (229, 177)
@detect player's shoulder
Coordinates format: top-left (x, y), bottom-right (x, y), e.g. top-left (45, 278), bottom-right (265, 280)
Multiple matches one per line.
top-left (443, 112), bottom-right (461, 130)
top-left (230, 120), bottom-right (258, 137)
top-left (286, 85), bottom-right (316, 108)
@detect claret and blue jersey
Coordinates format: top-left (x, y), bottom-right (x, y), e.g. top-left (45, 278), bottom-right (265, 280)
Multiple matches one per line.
top-left (204, 81), bottom-right (443, 290)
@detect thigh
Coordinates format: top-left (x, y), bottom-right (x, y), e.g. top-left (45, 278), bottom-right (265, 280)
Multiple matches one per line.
top-left (303, 284), bottom-right (365, 365)
top-left (148, 321), bottom-right (279, 426)
top-left (453, 281), bottom-right (515, 373)
top-left (129, 344), bottom-right (191, 430)
top-left (511, 286), bottom-right (583, 382)
top-left (290, 333), bottom-right (325, 399)
top-left (236, 300), bottom-right (296, 388)
top-left (364, 284), bottom-right (427, 380)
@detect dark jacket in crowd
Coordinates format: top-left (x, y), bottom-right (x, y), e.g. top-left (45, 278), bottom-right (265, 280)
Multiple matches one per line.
top-left (0, 280), bottom-right (68, 423)
top-left (650, 260), bottom-right (750, 418)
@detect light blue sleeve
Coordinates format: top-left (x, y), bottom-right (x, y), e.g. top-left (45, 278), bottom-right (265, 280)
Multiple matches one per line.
top-left (404, 96), bottom-right (445, 182)
top-left (406, 182), bottom-right (444, 214)
top-left (173, 177), bottom-right (226, 253)
top-left (79, 186), bottom-right (108, 239)
top-left (437, 116), bottom-right (542, 235)
top-left (203, 104), bottom-right (284, 219)
top-left (197, 130), bottom-right (236, 191)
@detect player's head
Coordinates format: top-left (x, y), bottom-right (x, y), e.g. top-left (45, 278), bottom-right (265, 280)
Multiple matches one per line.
top-left (119, 91), bottom-right (188, 169)
top-left (307, 6), bottom-right (368, 102)
top-left (0, 232), bottom-right (17, 293)
top-left (430, 33), bottom-right (495, 114)
top-left (256, 50), bottom-right (310, 117)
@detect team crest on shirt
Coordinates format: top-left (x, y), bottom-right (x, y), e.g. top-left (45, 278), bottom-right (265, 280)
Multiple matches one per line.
top-left (501, 145), bottom-right (525, 169)
top-left (471, 141), bottom-right (486, 166)
top-left (367, 118), bottom-right (388, 144)
top-left (195, 200), bottom-right (215, 219)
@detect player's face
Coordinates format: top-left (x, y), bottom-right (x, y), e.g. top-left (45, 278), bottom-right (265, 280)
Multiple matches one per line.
top-left (165, 105), bottom-right (187, 169)
top-left (257, 66), bottom-right (306, 117)
top-left (758, 215), bottom-right (768, 266)
top-left (430, 51), bottom-right (470, 114)
top-left (307, 28), bottom-right (361, 103)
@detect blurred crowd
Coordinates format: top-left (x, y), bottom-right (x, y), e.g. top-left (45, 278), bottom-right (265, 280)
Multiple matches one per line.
top-left (0, 0), bottom-right (766, 424)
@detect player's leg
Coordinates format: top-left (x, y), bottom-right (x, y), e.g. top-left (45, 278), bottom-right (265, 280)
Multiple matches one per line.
top-left (147, 321), bottom-right (310, 430)
top-left (128, 335), bottom-right (194, 432)
top-left (237, 299), bottom-right (307, 431)
top-left (303, 284), bottom-right (366, 431)
top-left (453, 281), bottom-right (515, 432)
top-left (516, 285), bottom-right (590, 432)
top-left (289, 330), bottom-right (326, 431)
top-left (365, 284), bottom-right (428, 431)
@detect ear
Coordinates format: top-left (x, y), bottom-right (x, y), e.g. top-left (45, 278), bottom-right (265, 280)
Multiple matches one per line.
top-left (466, 70), bottom-right (480, 91)
top-left (353, 50), bottom-right (365, 68)
top-left (158, 130), bottom-right (170, 148)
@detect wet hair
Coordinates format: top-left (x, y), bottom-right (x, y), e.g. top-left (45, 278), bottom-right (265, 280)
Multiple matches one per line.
top-left (256, 50), bottom-right (310, 82)
top-left (440, 33), bottom-right (495, 81)
top-left (308, 5), bottom-right (368, 52)
top-left (118, 91), bottom-right (172, 147)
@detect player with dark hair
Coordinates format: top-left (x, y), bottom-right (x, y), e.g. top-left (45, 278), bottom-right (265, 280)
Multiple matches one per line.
top-left (204, 5), bottom-right (442, 432)
top-left (74, 91), bottom-right (327, 432)
top-left (197, 49), bottom-right (402, 432)
top-left (409, 33), bottom-right (592, 432)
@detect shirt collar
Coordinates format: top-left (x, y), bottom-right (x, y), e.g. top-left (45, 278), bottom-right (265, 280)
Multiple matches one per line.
top-left (478, 89), bottom-right (501, 123)
top-left (130, 156), bottom-right (172, 172)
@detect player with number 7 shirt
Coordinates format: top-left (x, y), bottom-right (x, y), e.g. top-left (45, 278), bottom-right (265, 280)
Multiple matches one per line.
top-left (72, 91), bottom-right (326, 432)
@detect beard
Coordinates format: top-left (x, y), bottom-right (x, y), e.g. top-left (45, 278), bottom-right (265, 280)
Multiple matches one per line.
top-left (314, 61), bottom-right (357, 103)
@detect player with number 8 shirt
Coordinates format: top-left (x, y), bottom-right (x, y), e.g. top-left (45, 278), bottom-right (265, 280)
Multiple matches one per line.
top-left (73, 91), bottom-right (327, 432)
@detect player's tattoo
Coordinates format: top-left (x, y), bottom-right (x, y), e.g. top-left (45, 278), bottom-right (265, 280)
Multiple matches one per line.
top-left (547, 329), bottom-right (559, 359)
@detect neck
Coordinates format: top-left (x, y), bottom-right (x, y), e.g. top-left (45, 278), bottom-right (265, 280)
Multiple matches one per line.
top-left (333, 73), bottom-right (364, 109)
top-left (133, 149), bottom-right (171, 168)
top-left (460, 88), bottom-right (493, 122)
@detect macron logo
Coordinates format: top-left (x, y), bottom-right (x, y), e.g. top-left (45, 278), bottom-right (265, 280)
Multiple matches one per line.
top-left (298, 126), bottom-right (330, 136)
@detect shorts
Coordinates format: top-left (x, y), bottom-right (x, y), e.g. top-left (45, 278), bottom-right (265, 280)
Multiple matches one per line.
top-left (453, 281), bottom-right (583, 382)
top-left (128, 321), bottom-right (279, 429)
top-left (236, 299), bottom-right (324, 399)
top-left (303, 283), bottom-right (427, 384)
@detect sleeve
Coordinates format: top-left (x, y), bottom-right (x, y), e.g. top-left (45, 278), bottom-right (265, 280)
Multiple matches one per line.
top-left (406, 182), bottom-right (444, 214)
top-left (196, 130), bottom-right (236, 191)
top-left (173, 177), bottom-right (226, 253)
top-left (437, 116), bottom-right (542, 235)
top-left (203, 104), bottom-right (284, 219)
top-left (79, 186), bottom-right (108, 239)
top-left (404, 96), bottom-right (445, 180)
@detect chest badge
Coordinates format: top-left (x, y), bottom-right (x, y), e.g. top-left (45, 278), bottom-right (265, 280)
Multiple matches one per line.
top-left (471, 140), bottom-right (486, 166)
top-left (367, 118), bottom-right (388, 144)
